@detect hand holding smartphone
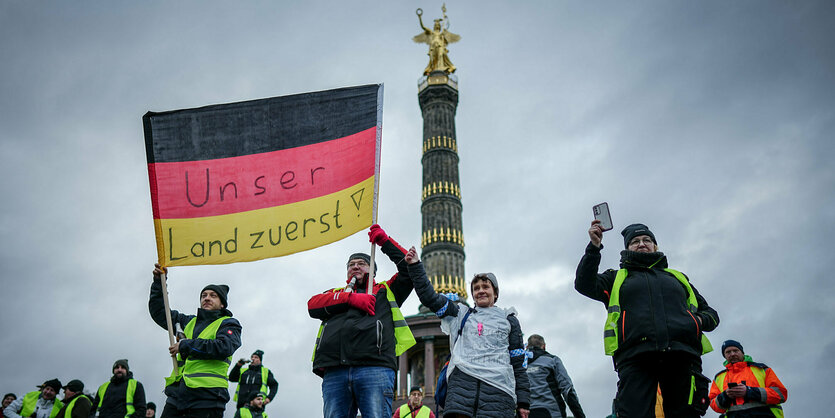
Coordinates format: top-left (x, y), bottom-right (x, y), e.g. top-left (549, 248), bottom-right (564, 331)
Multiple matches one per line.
top-left (593, 202), bottom-right (613, 231)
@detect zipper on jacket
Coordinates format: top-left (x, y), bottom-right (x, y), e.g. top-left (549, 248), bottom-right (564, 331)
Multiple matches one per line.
top-left (376, 320), bottom-right (383, 354)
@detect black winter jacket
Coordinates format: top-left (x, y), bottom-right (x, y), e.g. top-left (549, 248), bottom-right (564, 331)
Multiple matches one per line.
top-left (91, 372), bottom-right (147, 418)
top-left (575, 243), bottom-right (719, 365)
top-left (149, 279), bottom-right (242, 410)
top-left (228, 363), bottom-right (278, 408)
top-left (308, 239), bottom-right (413, 375)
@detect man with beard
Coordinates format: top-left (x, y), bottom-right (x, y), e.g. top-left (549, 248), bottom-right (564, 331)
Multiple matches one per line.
top-left (149, 264), bottom-right (242, 418)
top-left (4, 379), bottom-right (63, 418)
top-left (232, 393), bottom-right (266, 418)
top-left (92, 359), bottom-right (147, 418)
top-left (228, 350), bottom-right (278, 412)
top-left (56, 381), bottom-right (91, 418)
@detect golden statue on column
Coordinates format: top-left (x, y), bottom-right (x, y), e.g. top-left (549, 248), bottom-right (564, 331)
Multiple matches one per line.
top-left (413, 4), bottom-right (461, 75)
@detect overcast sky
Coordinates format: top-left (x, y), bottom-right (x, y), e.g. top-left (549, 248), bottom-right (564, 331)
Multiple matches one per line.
top-left (1, 1), bottom-right (833, 416)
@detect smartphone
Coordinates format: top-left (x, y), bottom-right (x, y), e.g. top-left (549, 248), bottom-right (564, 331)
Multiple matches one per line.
top-left (727, 382), bottom-right (738, 388)
top-left (593, 202), bottom-right (613, 231)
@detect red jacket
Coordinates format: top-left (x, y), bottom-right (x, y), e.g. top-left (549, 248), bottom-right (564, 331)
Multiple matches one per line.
top-left (708, 355), bottom-right (787, 416)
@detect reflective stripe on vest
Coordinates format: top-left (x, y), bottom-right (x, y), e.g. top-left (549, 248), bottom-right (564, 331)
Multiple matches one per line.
top-left (603, 268), bottom-right (713, 356)
top-left (165, 316), bottom-right (232, 388)
top-left (96, 378), bottom-right (137, 418)
top-left (311, 282), bottom-right (416, 361)
top-left (398, 404), bottom-right (431, 418)
top-left (381, 281), bottom-right (416, 356)
top-left (234, 366), bottom-right (270, 402)
top-left (20, 391), bottom-right (63, 418)
top-left (715, 369), bottom-right (784, 418)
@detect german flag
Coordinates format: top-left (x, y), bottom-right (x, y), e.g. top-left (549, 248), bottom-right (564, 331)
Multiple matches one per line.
top-left (143, 84), bottom-right (382, 267)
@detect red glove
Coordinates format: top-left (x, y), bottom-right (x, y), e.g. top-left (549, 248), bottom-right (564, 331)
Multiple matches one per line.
top-left (368, 224), bottom-right (389, 245)
top-left (348, 293), bottom-right (376, 316)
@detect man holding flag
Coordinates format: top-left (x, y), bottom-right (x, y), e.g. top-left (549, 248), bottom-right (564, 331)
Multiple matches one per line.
top-left (308, 225), bottom-right (416, 418)
top-left (149, 265), bottom-right (242, 418)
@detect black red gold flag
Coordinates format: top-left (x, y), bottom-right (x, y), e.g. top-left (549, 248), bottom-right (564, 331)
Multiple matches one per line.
top-left (143, 84), bottom-right (382, 267)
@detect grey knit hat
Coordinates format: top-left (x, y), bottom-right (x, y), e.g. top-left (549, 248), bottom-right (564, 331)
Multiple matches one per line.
top-left (471, 273), bottom-right (499, 300)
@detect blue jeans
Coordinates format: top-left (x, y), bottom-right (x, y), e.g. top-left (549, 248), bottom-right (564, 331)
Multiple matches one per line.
top-left (322, 366), bottom-right (395, 418)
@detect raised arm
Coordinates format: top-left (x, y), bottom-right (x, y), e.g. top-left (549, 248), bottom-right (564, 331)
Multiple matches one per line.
top-left (405, 246), bottom-right (459, 317)
top-left (148, 263), bottom-right (191, 329)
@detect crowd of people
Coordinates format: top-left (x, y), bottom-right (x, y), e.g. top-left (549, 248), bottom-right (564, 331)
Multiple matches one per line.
top-left (3, 221), bottom-right (788, 418)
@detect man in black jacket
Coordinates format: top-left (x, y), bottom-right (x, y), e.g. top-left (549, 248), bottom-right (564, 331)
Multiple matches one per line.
top-left (307, 225), bottom-right (415, 418)
top-left (92, 359), bottom-right (147, 418)
top-left (149, 264), bottom-right (242, 418)
top-left (526, 335), bottom-right (585, 418)
top-left (575, 222), bottom-right (719, 418)
top-left (57, 381), bottom-right (91, 418)
top-left (229, 350), bottom-right (278, 411)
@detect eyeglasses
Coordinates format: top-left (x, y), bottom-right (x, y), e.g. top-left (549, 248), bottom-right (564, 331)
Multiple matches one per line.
top-left (347, 260), bottom-right (369, 268)
top-left (629, 237), bottom-right (655, 246)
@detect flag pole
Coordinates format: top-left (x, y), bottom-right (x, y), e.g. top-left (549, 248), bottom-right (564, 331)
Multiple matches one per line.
top-left (159, 271), bottom-right (180, 370)
top-left (367, 84), bottom-right (383, 294)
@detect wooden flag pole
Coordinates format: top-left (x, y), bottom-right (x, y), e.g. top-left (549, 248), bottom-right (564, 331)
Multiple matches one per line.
top-left (159, 271), bottom-right (180, 370)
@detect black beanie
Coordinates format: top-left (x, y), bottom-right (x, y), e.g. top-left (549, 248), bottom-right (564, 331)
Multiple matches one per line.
top-left (252, 350), bottom-right (264, 361)
top-left (40, 379), bottom-right (62, 393)
top-left (347, 253), bottom-right (377, 276)
top-left (621, 223), bottom-right (657, 248)
top-left (721, 339), bottom-right (744, 354)
top-left (113, 359), bottom-right (129, 371)
top-left (201, 284), bottom-right (229, 308)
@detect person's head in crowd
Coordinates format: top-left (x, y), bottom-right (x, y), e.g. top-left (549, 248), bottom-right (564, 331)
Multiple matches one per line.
top-left (251, 350), bottom-right (264, 366)
top-left (346, 253), bottom-right (376, 284)
top-left (61, 380), bottom-right (83, 401)
top-left (112, 359), bottom-right (130, 380)
top-left (248, 392), bottom-right (265, 410)
top-left (622, 223), bottom-right (658, 253)
top-left (200, 284), bottom-right (229, 310)
top-left (2, 393), bottom-right (16, 408)
top-left (408, 386), bottom-right (424, 409)
top-left (527, 334), bottom-right (546, 350)
top-left (145, 402), bottom-right (156, 418)
top-left (38, 379), bottom-right (61, 401)
top-left (722, 339), bottom-right (745, 364)
top-left (471, 272), bottom-right (499, 308)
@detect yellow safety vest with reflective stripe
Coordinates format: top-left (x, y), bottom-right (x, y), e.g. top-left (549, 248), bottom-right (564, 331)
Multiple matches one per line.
top-left (96, 379), bottom-right (137, 418)
top-left (165, 316), bottom-right (232, 388)
top-left (63, 396), bottom-right (89, 418)
top-left (233, 366), bottom-right (270, 402)
top-left (311, 282), bottom-right (416, 361)
top-left (714, 367), bottom-right (784, 418)
top-left (397, 404), bottom-right (431, 418)
top-left (604, 268), bottom-right (713, 356)
top-left (20, 391), bottom-right (63, 418)
top-left (238, 406), bottom-right (268, 418)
